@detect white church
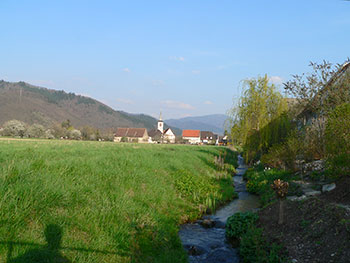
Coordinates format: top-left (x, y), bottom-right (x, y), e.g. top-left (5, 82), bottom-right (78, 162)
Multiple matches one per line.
top-left (148, 113), bottom-right (176, 143)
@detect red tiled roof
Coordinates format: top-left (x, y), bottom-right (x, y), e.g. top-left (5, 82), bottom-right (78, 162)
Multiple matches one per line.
top-left (115, 128), bottom-right (147, 138)
top-left (182, 130), bottom-right (200, 137)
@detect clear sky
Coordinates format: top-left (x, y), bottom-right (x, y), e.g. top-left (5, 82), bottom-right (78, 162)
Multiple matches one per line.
top-left (0, 0), bottom-right (349, 119)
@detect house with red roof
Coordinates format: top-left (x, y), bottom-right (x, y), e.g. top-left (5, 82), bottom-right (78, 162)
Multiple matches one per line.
top-left (182, 129), bottom-right (201, 144)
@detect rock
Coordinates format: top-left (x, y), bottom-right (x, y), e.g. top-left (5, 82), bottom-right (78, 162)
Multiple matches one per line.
top-left (287, 196), bottom-right (299, 201)
top-left (201, 219), bottom-right (215, 228)
top-left (336, 204), bottom-right (350, 212)
top-left (288, 195), bottom-right (307, 201)
top-left (187, 245), bottom-right (204, 256)
top-left (322, 183), bottom-right (336, 192)
top-left (293, 181), bottom-right (313, 189)
top-left (304, 160), bottom-right (325, 172)
top-left (303, 188), bottom-right (321, 197)
top-left (214, 220), bottom-right (226, 229)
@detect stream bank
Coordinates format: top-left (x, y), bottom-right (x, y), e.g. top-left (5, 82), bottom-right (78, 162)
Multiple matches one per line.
top-left (179, 156), bottom-right (259, 263)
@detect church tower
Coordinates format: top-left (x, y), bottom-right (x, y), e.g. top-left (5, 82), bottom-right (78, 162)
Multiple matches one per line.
top-left (157, 112), bottom-right (164, 133)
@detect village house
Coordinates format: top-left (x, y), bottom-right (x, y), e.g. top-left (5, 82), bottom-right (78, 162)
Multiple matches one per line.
top-left (182, 129), bottom-right (201, 144)
top-left (200, 131), bottom-right (218, 144)
top-left (114, 128), bottom-right (149, 143)
top-left (148, 113), bottom-right (176, 143)
top-left (163, 128), bottom-right (176, 143)
top-left (218, 135), bottom-right (230, 146)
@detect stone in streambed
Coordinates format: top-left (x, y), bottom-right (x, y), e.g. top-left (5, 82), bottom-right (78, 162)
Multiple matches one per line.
top-left (322, 183), bottom-right (336, 192)
top-left (201, 219), bottom-right (215, 228)
top-left (187, 245), bottom-right (204, 256)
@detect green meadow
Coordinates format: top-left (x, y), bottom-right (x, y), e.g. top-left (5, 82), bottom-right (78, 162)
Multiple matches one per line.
top-left (0, 139), bottom-right (237, 262)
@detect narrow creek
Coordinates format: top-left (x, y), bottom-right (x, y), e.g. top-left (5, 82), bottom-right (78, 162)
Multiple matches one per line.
top-left (179, 156), bottom-right (260, 263)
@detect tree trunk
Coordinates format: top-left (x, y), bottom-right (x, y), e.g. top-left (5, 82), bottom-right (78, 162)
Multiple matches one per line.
top-left (278, 199), bottom-right (284, 225)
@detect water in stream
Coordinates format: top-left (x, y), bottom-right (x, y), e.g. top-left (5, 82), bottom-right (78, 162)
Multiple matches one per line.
top-left (179, 156), bottom-right (260, 263)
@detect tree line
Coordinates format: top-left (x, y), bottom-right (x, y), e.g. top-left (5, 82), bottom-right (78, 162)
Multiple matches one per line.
top-left (0, 119), bottom-right (115, 141)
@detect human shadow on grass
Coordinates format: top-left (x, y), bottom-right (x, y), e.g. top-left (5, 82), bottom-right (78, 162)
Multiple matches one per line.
top-left (6, 224), bottom-right (70, 263)
top-left (3, 224), bottom-right (128, 263)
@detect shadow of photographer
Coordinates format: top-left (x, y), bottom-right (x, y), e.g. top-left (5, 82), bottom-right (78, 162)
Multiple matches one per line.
top-left (7, 224), bottom-right (70, 263)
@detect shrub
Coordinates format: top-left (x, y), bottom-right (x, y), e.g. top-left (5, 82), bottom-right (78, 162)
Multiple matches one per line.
top-left (226, 212), bottom-right (285, 262)
top-left (68, 129), bottom-right (82, 140)
top-left (303, 117), bottom-right (326, 159)
top-left (244, 168), bottom-right (293, 206)
top-left (45, 129), bottom-right (55, 139)
top-left (261, 132), bottom-right (305, 171)
top-left (325, 103), bottom-right (350, 175)
top-left (226, 212), bottom-right (258, 242)
top-left (240, 226), bottom-right (284, 263)
top-left (2, 120), bottom-right (27, 137)
top-left (26, 124), bottom-right (45, 138)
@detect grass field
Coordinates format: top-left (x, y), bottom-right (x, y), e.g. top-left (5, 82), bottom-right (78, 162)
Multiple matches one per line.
top-left (0, 139), bottom-right (237, 262)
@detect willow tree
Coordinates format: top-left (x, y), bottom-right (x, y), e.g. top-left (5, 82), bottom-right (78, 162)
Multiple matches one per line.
top-left (228, 75), bottom-right (288, 162)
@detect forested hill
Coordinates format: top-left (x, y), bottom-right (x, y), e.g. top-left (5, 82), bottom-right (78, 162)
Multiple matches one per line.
top-left (0, 80), bottom-right (177, 132)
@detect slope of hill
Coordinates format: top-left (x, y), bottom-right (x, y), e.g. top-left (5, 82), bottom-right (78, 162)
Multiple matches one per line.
top-left (166, 114), bottom-right (228, 135)
top-left (0, 80), bottom-right (179, 133)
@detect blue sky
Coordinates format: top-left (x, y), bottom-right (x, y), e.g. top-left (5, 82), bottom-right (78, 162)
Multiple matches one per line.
top-left (0, 0), bottom-right (349, 119)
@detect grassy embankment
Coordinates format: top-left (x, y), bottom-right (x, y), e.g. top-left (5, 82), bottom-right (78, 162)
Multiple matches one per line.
top-left (0, 139), bottom-right (237, 262)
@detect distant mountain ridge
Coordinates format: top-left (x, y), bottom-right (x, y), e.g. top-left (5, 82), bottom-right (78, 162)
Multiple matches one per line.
top-left (0, 80), bottom-right (180, 134)
top-left (166, 114), bottom-right (228, 135)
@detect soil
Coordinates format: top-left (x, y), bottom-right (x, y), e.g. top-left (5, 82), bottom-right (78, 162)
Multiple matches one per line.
top-left (258, 176), bottom-right (350, 263)
top-left (320, 176), bottom-right (350, 205)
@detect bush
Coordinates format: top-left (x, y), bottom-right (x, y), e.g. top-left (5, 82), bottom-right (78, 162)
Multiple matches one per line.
top-left (244, 168), bottom-right (293, 206)
top-left (226, 212), bottom-right (258, 242)
top-left (2, 120), bottom-right (27, 137)
top-left (325, 103), bottom-right (350, 175)
top-left (240, 226), bottom-right (284, 263)
top-left (45, 129), bottom-right (55, 139)
top-left (26, 124), bottom-right (45, 138)
top-left (261, 132), bottom-right (305, 171)
top-left (68, 129), bottom-right (82, 140)
top-left (225, 212), bottom-right (285, 262)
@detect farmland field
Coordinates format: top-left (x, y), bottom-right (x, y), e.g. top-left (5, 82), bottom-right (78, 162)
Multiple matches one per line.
top-left (0, 139), bottom-right (237, 262)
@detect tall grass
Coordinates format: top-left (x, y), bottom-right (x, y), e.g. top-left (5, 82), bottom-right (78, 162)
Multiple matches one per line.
top-left (0, 139), bottom-right (237, 262)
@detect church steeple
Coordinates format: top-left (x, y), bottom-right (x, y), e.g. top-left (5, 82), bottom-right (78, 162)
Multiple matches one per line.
top-left (157, 112), bottom-right (164, 133)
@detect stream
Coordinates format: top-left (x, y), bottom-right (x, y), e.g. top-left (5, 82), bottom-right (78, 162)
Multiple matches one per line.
top-left (179, 156), bottom-right (260, 263)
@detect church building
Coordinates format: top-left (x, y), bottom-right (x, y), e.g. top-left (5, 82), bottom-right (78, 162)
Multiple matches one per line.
top-left (148, 113), bottom-right (176, 143)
